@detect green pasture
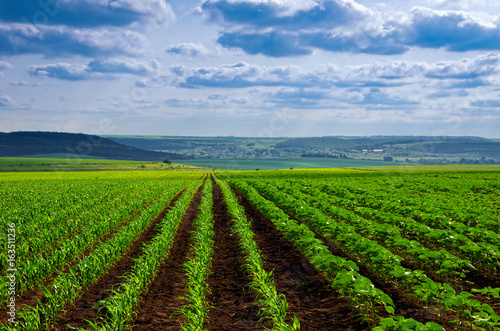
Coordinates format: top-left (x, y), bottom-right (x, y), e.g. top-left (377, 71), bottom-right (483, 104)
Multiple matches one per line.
top-left (0, 155), bottom-right (200, 172)
top-left (172, 157), bottom-right (403, 171)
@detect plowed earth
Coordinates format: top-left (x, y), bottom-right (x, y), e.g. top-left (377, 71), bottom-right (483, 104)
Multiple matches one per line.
top-left (51, 188), bottom-right (195, 330)
top-left (23, 177), bottom-right (493, 331)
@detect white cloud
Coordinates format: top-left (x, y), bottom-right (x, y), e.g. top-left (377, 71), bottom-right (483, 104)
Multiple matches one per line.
top-left (424, 53), bottom-right (499, 79)
top-left (167, 53), bottom-right (499, 89)
top-left (28, 58), bottom-right (160, 80)
top-left (165, 42), bottom-right (216, 58)
top-left (0, 94), bottom-right (16, 107)
top-left (0, 24), bottom-right (149, 57)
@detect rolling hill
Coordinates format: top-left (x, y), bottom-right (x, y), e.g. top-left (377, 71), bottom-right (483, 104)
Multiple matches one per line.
top-left (0, 132), bottom-right (187, 161)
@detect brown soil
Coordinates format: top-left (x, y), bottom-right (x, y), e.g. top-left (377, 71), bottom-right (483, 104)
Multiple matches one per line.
top-left (131, 185), bottom-right (203, 330)
top-left (204, 179), bottom-right (261, 330)
top-left (236, 189), bottom-right (371, 331)
top-left (51, 188), bottom-right (194, 330)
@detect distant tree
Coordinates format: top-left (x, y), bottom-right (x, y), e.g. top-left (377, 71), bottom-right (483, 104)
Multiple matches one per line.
top-left (163, 158), bottom-right (172, 164)
top-left (383, 156), bottom-right (393, 162)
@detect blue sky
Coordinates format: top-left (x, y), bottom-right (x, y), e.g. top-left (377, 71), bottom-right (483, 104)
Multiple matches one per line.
top-left (1, 0), bottom-right (500, 137)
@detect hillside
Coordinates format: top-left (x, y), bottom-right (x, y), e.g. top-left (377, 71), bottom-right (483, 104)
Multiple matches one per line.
top-left (104, 135), bottom-right (500, 164)
top-left (0, 132), bottom-right (187, 161)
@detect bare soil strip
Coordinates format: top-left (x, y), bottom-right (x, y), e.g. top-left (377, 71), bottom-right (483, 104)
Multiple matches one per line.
top-left (131, 185), bottom-right (203, 330)
top-left (50, 188), bottom-right (192, 330)
top-left (205, 180), bottom-right (261, 331)
top-left (235, 189), bottom-right (370, 331)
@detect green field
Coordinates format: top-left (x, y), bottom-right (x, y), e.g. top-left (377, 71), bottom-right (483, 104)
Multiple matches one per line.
top-left (1, 166), bottom-right (499, 330)
top-left (173, 157), bottom-right (405, 170)
top-left (0, 155), bottom-right (200, 172)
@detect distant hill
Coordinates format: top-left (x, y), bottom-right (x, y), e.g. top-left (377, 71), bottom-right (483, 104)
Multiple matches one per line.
top-left (274, 136), bottom-right (493, 150)
top-left (0, 132), bottom-right (187, 161)
top-left (102, 135), bottom-right (500, 163)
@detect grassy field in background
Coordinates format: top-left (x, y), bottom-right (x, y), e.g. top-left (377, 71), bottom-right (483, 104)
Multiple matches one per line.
top-left (173, 157), bottom-right (407, 171)
top-left (0, 155), bottom-right (201, 172)
top-left (3, 155), bottom-right (500, 172)
top-left (356, 164), bottom-right (500, 172)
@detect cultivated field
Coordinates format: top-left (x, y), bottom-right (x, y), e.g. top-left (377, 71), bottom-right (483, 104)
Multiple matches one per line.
top-left (1, 168), bottom-right (499, 330)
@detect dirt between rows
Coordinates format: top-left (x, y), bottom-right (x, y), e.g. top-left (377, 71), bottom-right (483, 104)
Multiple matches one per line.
top-left (51, 187), bottom-right (195, 330)
top-left (133, 178), bottom-right (371, 330)
top-left (235, 188), bottom-right (371, 331)
top-left (20, 176), bottom-right (493, 330)
top-left (130, 184), bottom-right (203, 330)
top-left (51, 178), bottom-right (373, 330)
top-left (205, 178), bottom-right (261, 330)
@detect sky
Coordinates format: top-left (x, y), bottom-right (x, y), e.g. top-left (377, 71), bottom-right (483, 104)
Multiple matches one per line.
top-left (1, 0), bottom-right (500, 138)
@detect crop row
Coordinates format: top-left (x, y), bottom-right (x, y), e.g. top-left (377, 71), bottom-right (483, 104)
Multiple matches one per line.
top-left (291, 179), bottom-right (500, 274)
top-left (178, 179), bottom-right (214, 330)
top-left (6, 181), bottom-right (199, 330)
top-left (227, 179), bottom-right (442, 329)
top-left (0, 180), bottom-right (189, 307)
top-left (83, 181), bottom-right (201, 330)
top-left (267, 180), bottom-right (474, 283)
top-left (239, 179), bottom-right (500, 330)
top-left (216, 177), bottom-right (299, 330)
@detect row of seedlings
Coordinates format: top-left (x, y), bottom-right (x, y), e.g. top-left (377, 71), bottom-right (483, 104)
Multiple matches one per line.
top-left (229, 180), bottom-right (438, 330)
top-left (178, 179), bottom-right (214, 330)
top-left (84, 182), bottom-right (201, 330)
top-left (245, 179), bottom-right (500, 330)
top-left (216, 178), bottom-right (300, 330)
top-left (0, 180), bottom-right (179, 306)
top-left (6, 181), bottom-right (197, 331)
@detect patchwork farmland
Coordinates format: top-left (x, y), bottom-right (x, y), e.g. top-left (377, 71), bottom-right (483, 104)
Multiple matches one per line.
top-left (1, 169), bottom-right (499, 330)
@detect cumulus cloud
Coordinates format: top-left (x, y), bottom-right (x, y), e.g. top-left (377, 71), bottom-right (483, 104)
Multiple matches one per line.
top-left (428, 90), bottom-right (469, 99)
top-left (169, 61), bottom-right (325, 88)
top-left (87, 58), bottom-right (159, 76)
top-left (0, 94), bottom-right (16, 107)
top-left (0, 1), bottom-right (173, 57)
top-left (424, 53), bottom-right (499, 79)
top-left (28, 58), bottom-right (158, 80)
top-left (201, 0), bottom-right (370, 29)
top-left (201, 0), bottom-right (500, 56)
top-left (168, 54), bottom-right (498, 89)
top-left (164, 95), bottom-right (248, 109)
top-left (0, 0), bottom-right (174, 27)
top-left (446, 78), bottom-right (492, 89)
top-left (0, 24), bottom-right (148, 57)
top-left (28, 63), bottom-right (91, 80)
top-left (400, 7), bottom-right (500, 52)
top-left (267, 88), bottom-right (333, 108)
top-left (165, 43), bottom-right (215, 58)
